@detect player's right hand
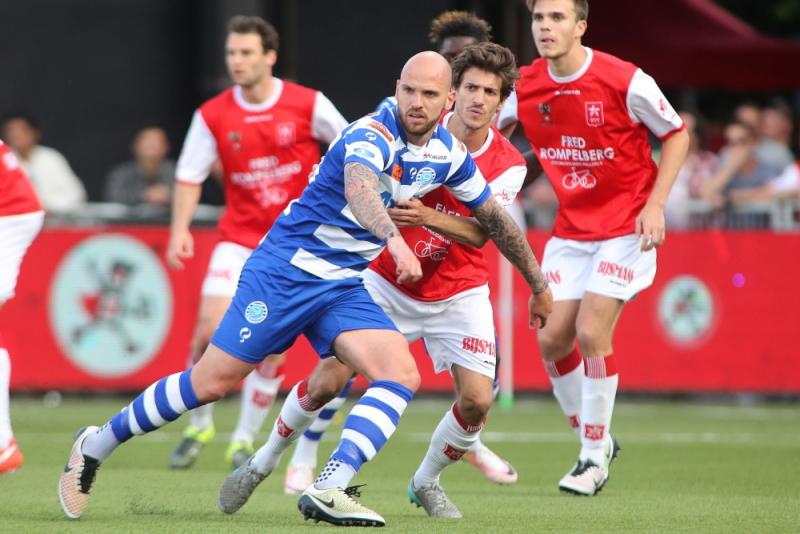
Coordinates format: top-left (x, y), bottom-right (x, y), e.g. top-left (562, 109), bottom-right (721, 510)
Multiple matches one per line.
top-left (387, 235), bottom-right (422, 284)
top-left (529, 288), bottom-right (553, 329)
top-left (166, 229), bottom-right (194, 270)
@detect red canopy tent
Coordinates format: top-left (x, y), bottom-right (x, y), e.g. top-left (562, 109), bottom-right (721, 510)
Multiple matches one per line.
top-left (582, 0), bottom-right (800, 90)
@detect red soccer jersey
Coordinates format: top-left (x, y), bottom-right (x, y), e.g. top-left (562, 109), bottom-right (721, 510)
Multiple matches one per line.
top-left (370, 113), bottom-right (526, 301)
top-left (176, 80), bottom-right (346, 249)
top-left (0, 141), bottom-right (42, 216)
top-left (514, 48), bottom-right (683, 240)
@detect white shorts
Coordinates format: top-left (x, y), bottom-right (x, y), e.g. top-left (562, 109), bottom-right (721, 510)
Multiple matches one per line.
top-left (0, 211), bottom-right (44, 301)
top-left (361, 269), bottom-right (496, 379)
top-left (201, 241), bottom-right (253, 297)
top-left (542, 234), bottom-right (657, 302)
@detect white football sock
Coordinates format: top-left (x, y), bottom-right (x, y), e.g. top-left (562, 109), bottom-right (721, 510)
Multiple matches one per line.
top-left (0, 347), bottom-right (12, 449)
top-left (413, 404), bottom-right (482, 488)
top-left (580, 355), bottom-right (619, 465)
top-left (231, 372), bottom-right (282, 444)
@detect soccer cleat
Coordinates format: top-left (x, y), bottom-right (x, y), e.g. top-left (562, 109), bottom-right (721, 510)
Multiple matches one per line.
top-left (463, 441), bottom-right (518, 485)
top-left (58, 426), bottom-right (101, 519)
top-left (284, 464), bottom-right (314, 495)
top-left (0, 438), bottom-right (24, 474)
top-left (407, 478), bottom-right (462, 518)
top-left (168, 424), bottom-right (216, 469)
top-left (298, 484), bottom-right (385, 527)
top-left (558, 436), bottom-right (621, 496)
top-left (218, 456), bottom-right (269, 514)
top-left (225, 440), bottom-right (254, 470)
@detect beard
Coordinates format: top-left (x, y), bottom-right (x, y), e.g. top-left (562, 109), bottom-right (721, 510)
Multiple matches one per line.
top-left (398, 110), bottom-right (440, 138)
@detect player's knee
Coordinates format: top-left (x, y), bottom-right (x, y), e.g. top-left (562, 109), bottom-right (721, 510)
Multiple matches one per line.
top-left (575, 324), bottom-right (607, 355)
top-left (192, 376), bottom-right (230, 403)
top-left (537, 330), bottom-right (573, 361)
top-left (395, 361), bottom-right (421, 392)
top-left (457, 390), bottom-right (492, 424)
top-left (305, 374), bottom-right (343, 405)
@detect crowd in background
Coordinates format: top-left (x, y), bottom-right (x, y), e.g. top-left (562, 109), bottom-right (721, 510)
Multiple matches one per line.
top-left (2, 96), bottom-right (799, 231)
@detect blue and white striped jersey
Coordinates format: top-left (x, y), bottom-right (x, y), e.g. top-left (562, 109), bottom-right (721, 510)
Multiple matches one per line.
top-left (262, 105), bottom-right (491, 280)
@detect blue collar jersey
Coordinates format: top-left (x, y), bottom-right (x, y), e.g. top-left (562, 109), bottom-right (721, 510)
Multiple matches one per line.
top-left (262, 105), bottom-right (491, 280)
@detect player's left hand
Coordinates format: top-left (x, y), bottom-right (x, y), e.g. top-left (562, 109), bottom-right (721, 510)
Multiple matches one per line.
top-left (529, 288), bottom-right (553, 329)
top-left (388, 198), bottom-right (430, 227)
top-left (635, 201), bottom-right (666, 252)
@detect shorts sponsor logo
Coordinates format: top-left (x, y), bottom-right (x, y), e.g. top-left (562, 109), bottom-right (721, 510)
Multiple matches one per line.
top-left (208, 268), bottom-right (232, 280)
top-left (658, 275), bottom-right (715, 347)
top-left (545, 270), bottom-right (562, 285)
top-left (49, 234), bottom-right (172, 378)
top-left (597, 261), bottom-right (634, 284)
top-left (239, 327), bottom-right (252, 343)
top-left (245, 301), bottom-right (269, 324)
top-left (584, 423), bottom-right (606, 441)
top-left (442, 443), bottom-right (467, 461)
top-left (585, 101), bottom-right (604, 127)
top-left (462, 337), bottom-right (496, 356)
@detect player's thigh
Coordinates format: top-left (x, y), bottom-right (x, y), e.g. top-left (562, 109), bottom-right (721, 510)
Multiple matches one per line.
top-left (422, 288), bottom-right (496, 380)
top-left (0, 211), bottom-right (43, 302)
top-left (332, 328), bottom-right (418, 388)
top-left (361, 269), bottom-right (425, 342)
top-left (194, 295), bottom-right (232, 347)
top-left (584, 234), bottom-right (657, 302)
top-left (537, 299), bottom-right (581, 360)
top-left (575, 291), bottom-right (625, 354)
top-left (191, 343), bottom-right (256, 401)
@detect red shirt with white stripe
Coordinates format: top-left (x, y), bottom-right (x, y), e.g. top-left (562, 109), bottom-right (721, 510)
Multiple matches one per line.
top-left (505, 48), bottom-right (684, 241)
top-left (0, 141), bottom-right (42, 216)
top-left (370, 113), bottom-right (526, 301)
top-left (176, 79), bottom-right (347, 249)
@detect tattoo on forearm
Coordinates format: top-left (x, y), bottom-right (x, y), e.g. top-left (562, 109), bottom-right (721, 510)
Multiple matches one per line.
top-left (473, 196), bottom-right (548, 293)
top-left (344, 162), bottom-right (399, 241)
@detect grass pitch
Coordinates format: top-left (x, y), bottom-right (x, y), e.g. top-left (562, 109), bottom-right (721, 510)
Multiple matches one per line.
top-left (1, 395), bottom-right (798, 533)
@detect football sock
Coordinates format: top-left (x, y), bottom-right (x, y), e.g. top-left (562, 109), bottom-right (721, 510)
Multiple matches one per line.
top-left (0, 334), bottom-right (12, 449)
top-left (580, 354), bottom-right (619, 465)
top-left (544, 347), bottom-right (583, 434)
top-left (252, 380), bottom-right (324, 474)
top-left (231, 361), bottom-right (284, 444)
top-left (315, 380), bottom-right (413, 490)
top-left (413, 403), bottom-right (483, 488)
top-left (289, 377), bottom-right (354, 468)
top-left (82, 370), bottom-right (202, 461)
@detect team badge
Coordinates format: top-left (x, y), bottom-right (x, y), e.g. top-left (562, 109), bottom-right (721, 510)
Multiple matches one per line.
top-left (538, 102), bottom-right (552, 125)
top-left (276, 122), bottom-right (296, 147)
top-left (228, 131), bottom-right (241, 151)
top-left (414, 166), bottom-right (437, 186)
top-left (585, 101), bottom-right (604, 127)
top-left (244, 300), bottom-right (268, 324)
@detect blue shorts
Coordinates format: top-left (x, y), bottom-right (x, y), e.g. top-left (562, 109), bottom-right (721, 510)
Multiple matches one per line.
top-left (211, 244), bottom-right (398, 364)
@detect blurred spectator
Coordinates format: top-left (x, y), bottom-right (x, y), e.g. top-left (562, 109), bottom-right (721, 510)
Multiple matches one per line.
top-left (1, 114), bottom-right (86, 213)
top-left (756, 100), bottom-right (794, 171)
top-left (664, 111), bottom-right (718, 228)
top-left (523, 178), bottom-right (558, 229)
top-left (104, 127), bottom-right (175, 207)
top-left (734, 101), bottom-right (761, 133)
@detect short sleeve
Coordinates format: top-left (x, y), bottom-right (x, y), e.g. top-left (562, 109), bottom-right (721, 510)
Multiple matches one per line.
top-left (175, 110), bottom-right (218, 184)
top-left (626, 70), bottom-right (684, 140)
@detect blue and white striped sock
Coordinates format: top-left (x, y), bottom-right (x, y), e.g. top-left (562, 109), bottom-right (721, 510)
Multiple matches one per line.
top-left (82, 370), bottom-right (202, 461)
top-left (289, 377), bottom-right (354, 468)
top-left (315, 380), bottom-right (413, 490)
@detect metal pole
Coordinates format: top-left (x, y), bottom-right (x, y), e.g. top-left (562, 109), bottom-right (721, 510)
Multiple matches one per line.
top-left (498, 253), bottom-right (514, 409)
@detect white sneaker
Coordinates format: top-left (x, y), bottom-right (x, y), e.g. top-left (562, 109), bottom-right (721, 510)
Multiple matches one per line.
top-left (463, 442), bottom-right (518, 485)
top-left (407, 478), bottom-right (462, 518)
top-left (559, 436), bottom-right (620, 496)
top-left (285, 464), bottom-right (314, 495)
top-left (58, 426), bottom-right (101, 519)
top-left (298, 484), bottom-right (385, 527)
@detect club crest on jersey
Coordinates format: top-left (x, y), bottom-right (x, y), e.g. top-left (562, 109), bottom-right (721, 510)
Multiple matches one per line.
top-left (538, 102), bottom-right (552, 125)
top-left (412, 166), bottom-right (437, 186)
top-left (585, 101), bottom-right (604, 127)
top-left (228, 131), bottom-right (241, 151)
top-left (244, 300), bottom-right (268, 324)
top-left (276, 122), bottom-right (296, 147)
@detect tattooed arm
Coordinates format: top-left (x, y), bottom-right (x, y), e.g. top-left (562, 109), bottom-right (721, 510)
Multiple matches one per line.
top-left (471, 194), bottom-right (553, 328)
top-left (343, 162), bottom-right (421, 283)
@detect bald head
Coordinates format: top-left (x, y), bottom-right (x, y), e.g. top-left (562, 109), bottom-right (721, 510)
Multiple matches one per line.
top-left (395, 52), bottom-right (454, 144)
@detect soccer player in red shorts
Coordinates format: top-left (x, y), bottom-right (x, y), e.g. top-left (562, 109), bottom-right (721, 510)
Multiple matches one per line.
top-left (500, 0), bottom-right (689, 495)
top-left (0, 140), bottom-right (44, 474)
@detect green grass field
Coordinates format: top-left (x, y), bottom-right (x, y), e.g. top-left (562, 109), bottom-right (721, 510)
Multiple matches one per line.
top-left (1, 395), bottom-right (798, 533)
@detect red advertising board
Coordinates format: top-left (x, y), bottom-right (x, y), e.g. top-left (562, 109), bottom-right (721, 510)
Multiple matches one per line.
top-left (2, 227), bottom-right (798, 394)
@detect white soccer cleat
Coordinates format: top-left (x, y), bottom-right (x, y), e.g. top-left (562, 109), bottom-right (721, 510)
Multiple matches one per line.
top-left (298, 484), bottom-right (385, 527)
top-left (284, 464), bottom-right (314, 495)
top-left (407, 478), bottom-right (462, 518)
top-left (218, 456), bottom-right (269, 514)
top-left (463, 441), bottom-right (518, 485)
top-left (558, 436), bottom-right (621, 496)
top-left (58, 426), bottom-right (102, 519)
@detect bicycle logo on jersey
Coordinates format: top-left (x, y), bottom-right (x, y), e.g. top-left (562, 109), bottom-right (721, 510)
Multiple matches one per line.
top-left (562, 167), bottom-right (597, 190)
top-left (414, 237), bottom-right (448, 261)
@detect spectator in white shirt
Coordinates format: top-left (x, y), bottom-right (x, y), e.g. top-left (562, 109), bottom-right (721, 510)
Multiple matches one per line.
top-left (2, 114), bottom-right (87, 214)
